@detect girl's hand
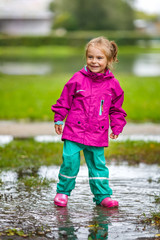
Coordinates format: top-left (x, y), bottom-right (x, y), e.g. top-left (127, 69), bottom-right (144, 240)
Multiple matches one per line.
top-left (55, 124), bottom-right (63, 135)
top-left (110, 133), bottom-right (118, 139)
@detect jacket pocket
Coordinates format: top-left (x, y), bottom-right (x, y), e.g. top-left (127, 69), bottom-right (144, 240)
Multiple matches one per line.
top-left (99, 119), bottom-right (109, 130)
top-left (65, 113), bottom-right (84, 125)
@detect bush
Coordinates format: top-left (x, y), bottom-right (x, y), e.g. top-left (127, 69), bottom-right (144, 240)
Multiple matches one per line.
top-left (0, 31), bottom-right (152, 47)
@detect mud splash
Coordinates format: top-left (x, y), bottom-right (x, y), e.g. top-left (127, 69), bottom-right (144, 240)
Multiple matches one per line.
top-left (0, 163), bottom-right (159, 239)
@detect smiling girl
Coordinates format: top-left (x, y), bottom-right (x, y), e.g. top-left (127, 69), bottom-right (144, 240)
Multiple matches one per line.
top-left (51, 36), bottom-right (127, 208)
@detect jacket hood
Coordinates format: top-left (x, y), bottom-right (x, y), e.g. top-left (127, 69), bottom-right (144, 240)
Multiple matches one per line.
top-left (80, 66), bottom-right (114, 81)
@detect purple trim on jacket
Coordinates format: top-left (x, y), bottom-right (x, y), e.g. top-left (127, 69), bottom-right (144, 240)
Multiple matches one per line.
top-left (51, 67), bottom-right (127, 147)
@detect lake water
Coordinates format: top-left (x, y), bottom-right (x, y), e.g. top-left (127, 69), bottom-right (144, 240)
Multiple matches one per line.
top-left (0, 53), bottom-right (160, 76)
top-left (0, 163), bottom-right (159, 239)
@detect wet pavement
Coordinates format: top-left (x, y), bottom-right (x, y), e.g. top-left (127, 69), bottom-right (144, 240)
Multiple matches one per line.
top-left (0, 162), bottom-right (160, 239)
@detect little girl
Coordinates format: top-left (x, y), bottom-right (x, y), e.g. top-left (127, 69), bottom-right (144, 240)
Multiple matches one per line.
top-left (51, 36), bottom-right (127, 208)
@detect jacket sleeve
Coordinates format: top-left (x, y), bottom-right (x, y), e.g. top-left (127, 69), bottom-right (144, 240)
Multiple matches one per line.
top-left (109, 79), bottom-right (127, 135)
top-left (51, 77), bottom-right (76, 122)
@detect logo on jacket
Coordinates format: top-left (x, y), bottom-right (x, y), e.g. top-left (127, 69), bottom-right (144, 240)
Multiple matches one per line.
top-left (76, 90), bottom-right (85, 93)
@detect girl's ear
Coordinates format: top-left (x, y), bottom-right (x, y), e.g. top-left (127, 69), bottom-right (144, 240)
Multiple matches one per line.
top-left (106, 59), bottom-right (112, 69)
top-left (106, 57), bottom-right (116, 71)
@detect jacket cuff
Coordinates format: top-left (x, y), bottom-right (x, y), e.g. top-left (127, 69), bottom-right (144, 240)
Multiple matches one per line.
top-left (111, 126), bottom-right (122, 136)
top-left (54, 121), bottom-right (64, 125)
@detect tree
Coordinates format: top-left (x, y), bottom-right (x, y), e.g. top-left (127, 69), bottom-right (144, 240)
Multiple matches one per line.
top-left (51, 0), bottom-right (135, 30)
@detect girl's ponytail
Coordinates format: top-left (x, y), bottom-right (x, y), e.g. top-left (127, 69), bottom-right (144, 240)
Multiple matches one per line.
top-left (110, 41), bottom-right (118, 62)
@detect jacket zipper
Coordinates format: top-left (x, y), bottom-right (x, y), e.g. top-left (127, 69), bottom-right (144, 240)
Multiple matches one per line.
top-left (99, 100), bottom-right (104, 115)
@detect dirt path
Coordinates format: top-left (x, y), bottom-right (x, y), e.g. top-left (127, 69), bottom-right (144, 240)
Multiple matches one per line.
top-left (0, 121), bottom-right (160, 137)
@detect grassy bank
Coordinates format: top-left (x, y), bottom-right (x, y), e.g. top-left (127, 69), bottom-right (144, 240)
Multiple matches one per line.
top-left (0, 45), bottom-right (160, 60)
top-left (0, 140), bottom-right (159, 169)
top-left (0, 46), bottom-right (83, 60)
top-left (119, 74), bottom-right (160, 122)
top-left (0, 72), bottom-right (160, 122)
top-left (105, 140), bottom-right (160, 165)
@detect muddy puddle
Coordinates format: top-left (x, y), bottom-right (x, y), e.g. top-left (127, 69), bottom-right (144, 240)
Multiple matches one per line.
top-left (0, 162), bottom-right (160, 239)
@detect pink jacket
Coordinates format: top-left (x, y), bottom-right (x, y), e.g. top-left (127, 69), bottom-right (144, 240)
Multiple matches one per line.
top-left (51, 67), bottom-right (127, 147)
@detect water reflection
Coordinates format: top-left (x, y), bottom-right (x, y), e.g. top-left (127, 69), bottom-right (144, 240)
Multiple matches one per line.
top-left (88, 207), bottom-right (119, 240)
top-left (55, 207), bottom-right (77, 239)
top-left (53, 206), bottom-right (119, 240)
top-left (0, 56), bottom-right (82, 75)
top-left (0, 62), bottom-right (52, 75)
top-left (1, 53), bottom-right (160, 76)
top-left (133, 53), bottom-right (160, 76)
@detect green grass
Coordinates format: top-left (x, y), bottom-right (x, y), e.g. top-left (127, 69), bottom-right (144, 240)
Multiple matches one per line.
top-left (105, 140), bottom-right (160, 165)
top-left (141, 212), bottom-right (160, 229)
top-left (0, 140), bottom-right (159, 170)
top-left (0, 139), bottom-right (64, 169)
top-left (0, 46), bottom-right (83, 60)
top-left (0, 73), bottom-right (68, 121)
top-left (4, 228), bottom-right (28, 237)
top-left (0, 45), bottom-right (160, 60)
top-left (118, 74), bottom-right (160, 122)
top-left (0, 72), bottom-right (160, 122)
top-left (119, 45), bottom-right (160, 55)
top-left (154, 194), bottom-right (160, 204)
top-left (19, 176), bottom-right (55, 189)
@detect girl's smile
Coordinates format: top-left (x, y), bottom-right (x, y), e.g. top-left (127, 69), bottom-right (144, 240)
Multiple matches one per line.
top-left (86, 46), bottom-right (108, 73)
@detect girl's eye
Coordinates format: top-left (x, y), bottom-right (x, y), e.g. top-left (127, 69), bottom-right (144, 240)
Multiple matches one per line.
top-left (98, 56), bottom-right (103, 60)
top-left (88, 56), bottom-right (93, 59)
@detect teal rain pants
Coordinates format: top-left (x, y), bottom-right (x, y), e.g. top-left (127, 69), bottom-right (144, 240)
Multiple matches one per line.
top-left (57, 140), bottom-right (112, 205)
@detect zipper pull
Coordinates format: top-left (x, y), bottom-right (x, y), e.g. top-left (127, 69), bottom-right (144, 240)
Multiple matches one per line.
top-left (101, 100), bottom-right (104, 113)
top-left (99, 100), bottom-right (104, 115)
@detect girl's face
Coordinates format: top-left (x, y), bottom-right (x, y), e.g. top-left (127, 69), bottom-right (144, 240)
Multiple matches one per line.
top-left (86, 46), bottom-right (108, 73)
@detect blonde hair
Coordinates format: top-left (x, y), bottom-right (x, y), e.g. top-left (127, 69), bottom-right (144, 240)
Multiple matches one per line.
top-left (85, 36), bottom-right (118, 69)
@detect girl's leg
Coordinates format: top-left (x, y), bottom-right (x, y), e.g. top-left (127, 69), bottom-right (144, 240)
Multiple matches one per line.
top-left (57, 140), bottom-right (83, 196)
top-left (83, 146), bottom-right (112, 205)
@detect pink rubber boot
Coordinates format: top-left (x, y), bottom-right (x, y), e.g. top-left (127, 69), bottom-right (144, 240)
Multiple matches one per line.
top-left (101, 197), bottom-right (119, 208)
top-left (54, 193), bottom-right (68, 207)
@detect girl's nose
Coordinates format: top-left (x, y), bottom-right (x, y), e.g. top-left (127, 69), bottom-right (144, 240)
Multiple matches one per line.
top-left (92, 58), bottom-right (96, 63)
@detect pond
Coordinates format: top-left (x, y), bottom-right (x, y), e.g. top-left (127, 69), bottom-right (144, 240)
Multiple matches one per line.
top-left (0, 162), bottom-right (159, 239)
top-left (1, 53), bottom-right (160, 76)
